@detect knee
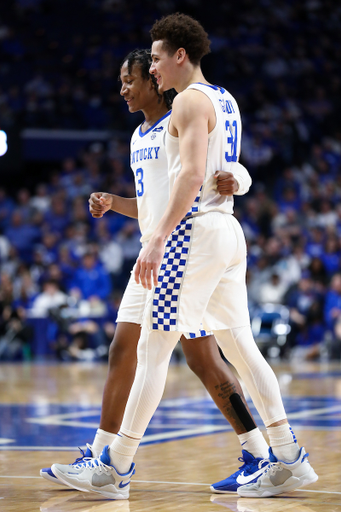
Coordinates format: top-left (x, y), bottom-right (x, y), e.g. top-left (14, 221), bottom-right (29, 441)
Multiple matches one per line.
top-left (184, 351), bottom-right (207, 379)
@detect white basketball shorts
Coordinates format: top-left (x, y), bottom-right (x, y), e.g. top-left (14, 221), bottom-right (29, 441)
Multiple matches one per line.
top-left (148, 212), bottom-right (250, 333)
top-left (116, 261), bottom-right (211, 339)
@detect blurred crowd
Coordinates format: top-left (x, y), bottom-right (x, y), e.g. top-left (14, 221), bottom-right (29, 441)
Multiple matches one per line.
top-left (0, 0), bottom-right (341, 361)
top-left (0, 147), bottom-right (141, 361)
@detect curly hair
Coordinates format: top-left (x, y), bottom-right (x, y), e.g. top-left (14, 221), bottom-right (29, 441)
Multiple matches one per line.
top-left (120, 49), bottom-right (176, 110)
top-left (150, 13), bottom-right (211, 65)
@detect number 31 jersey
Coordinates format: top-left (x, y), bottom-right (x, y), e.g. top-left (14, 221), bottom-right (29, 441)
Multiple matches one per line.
top-left (130, 110), bottom-right (171, 244)
top-left (166, 83), bottom-right (242, 216)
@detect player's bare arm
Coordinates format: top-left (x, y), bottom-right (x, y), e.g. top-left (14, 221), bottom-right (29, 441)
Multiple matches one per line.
top-left (89, 192), bottom-right (138, 219)
top-left (135, 90), bottom-right (212, 289)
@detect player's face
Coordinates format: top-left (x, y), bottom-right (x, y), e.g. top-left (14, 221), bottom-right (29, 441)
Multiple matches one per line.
top-left (120, 61), bottom-right (155, 113)
top-left (150, 41), bottom-right (177, 93)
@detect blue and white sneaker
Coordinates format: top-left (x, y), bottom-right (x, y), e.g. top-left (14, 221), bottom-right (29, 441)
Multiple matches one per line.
top-left (40, 443), bottom-right (94, 486)
top-left (237, 447), bottom-right (318, 497)
top-left (210, 450), bottom-right (270, 493)
top-left (52, 445), bottom-right (135, 500)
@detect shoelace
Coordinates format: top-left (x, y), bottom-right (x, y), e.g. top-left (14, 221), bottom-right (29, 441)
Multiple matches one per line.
top-left (258, 457), bottom-right (270, 470)
top-left (72, 443), bottom-right (93, 465)
top-left (264, 463), bottom-right (284, 476)
top-left (73, 456), bottom-right (111, 472)
top-left (238, 455), bottom-right (270, 473)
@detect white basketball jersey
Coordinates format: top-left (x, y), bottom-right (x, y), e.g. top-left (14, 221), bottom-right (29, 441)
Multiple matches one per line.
top-left (130, 111), bottom-right (171, 244)
top-left (165, 82), bottom-right (242, 216)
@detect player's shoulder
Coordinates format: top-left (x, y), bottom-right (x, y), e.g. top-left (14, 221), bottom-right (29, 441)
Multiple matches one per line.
top-left (172, 88), bottom-right (212, 117)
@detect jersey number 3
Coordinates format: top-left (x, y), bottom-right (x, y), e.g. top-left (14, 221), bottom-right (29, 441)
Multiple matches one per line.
top-left (136, 167), bottom-right (144, 197)
top-left (225, 120), bottom-right (238, 163)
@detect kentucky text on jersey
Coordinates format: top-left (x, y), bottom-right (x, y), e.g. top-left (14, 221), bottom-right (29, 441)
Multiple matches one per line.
top-left (131, 146), bottom-right (160, 164)
top-left (219, 99), bottom-right (236, 114)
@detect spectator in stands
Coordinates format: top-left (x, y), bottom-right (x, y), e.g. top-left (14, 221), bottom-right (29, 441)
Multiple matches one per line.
top-left (309, 257), bottom-right (328, 287)
top-left (0, 187), bottom-right (15, 230)
top-left (4, 210), bottom-right (39, 262)
top-left (0, 303), bottom-right (33, 361)
top-left (30, 183), bottom-right (51, 213)
top-left (324, 273), bottom-right (341, 333)
top-left (258, 272), bottom-right (288, 305)
top-left (44, 197), bottom-right (70, 233)
top-left (321, 237), bottom-right (341, 276)
top-left (30, 279), bottom-right (68, 317)
top-left (68, 252), bottom-right (111, 301)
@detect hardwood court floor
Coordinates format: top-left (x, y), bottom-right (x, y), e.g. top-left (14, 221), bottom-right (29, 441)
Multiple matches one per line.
top-left (0, 359), bottom-right (341, 512)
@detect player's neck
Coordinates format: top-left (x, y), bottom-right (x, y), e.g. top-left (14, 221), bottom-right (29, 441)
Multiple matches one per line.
top-left (141, 101), bottom-right (169, 132)
top-left (177, 66), bottom-right (209, 93)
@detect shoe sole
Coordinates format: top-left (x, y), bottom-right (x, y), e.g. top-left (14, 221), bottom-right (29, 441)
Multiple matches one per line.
top-left (299, 468), bottom-right (319, 488)
top-left (209, 486), bottom-right (237, 494)
top-left (238, 468), bottom-right (319, 498)
top-left (40, 469), bottom-right (67, 486)
top-left (52, 465), bottom-right (129, 500)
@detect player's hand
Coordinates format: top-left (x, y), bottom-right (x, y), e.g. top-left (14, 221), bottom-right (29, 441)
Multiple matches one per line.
top-left (214, 171), bottom-right (239, 196)
top-left (88, 192), bottom-right (113, 218)
top-left (134, 236), bottom-right (165, 290)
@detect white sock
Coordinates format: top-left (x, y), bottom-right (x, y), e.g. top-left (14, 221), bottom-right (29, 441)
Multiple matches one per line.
top-left (92, 428), bottom-right (118, 458)
top-left (109, 433), bottom-right (141, 474)
top-left (267, 424), bottom-right (300, 462)
top-left (238, 427), bottom-right (269, 459)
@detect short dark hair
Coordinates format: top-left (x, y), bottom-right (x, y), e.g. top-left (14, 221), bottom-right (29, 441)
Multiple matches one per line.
top-left (150, 13), bottom-right (211, 65)
top-left (120, 48), bottom-right (177, 110)
top-left (121, 48), bottom-right (153, 83)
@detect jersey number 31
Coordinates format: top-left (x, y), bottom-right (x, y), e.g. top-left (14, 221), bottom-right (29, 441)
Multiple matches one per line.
top-left (225, 120), bottom-right (238, 163)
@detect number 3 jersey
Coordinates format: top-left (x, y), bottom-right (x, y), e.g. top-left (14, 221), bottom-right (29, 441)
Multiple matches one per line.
top-left (130, 110), bottom-right (171, 244)
top-left (165, 83), bottom-right (242, 216)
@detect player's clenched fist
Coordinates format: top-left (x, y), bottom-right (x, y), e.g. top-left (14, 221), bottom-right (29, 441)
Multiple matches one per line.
top-left (214, 171), bottom-right (239, 196)
top-left (88, 192), bottom-right (113, 218)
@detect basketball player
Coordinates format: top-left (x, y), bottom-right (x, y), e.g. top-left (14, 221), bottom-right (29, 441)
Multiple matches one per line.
top-left (42, 49), bottom-right (270, 492)
top-left (52, 20), bottom-right (317, 497)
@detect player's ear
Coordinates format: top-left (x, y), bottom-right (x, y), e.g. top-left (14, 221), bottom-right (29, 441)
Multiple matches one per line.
top-left (176, 48), bottom-right (186, 63)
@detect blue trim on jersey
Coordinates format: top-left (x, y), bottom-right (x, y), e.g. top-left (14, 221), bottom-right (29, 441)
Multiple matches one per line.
top-left (139, 110), bottom-right (171, 138)
top-left (192, 82), bottom-right (226, 94)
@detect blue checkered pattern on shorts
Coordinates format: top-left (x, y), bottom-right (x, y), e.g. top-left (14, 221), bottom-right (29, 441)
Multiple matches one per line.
top-left (152, 218), bottom-right (193, 331)
top-left (184, 186), bottom-right (202, 218)
top-left (187, 329), bottom-right (208, 339)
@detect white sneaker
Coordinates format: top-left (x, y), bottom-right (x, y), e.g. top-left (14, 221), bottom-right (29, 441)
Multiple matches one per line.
top-left (237, 447), bottom-right (318, 498)
top-left (52, 445), bottom-right (135, 500)
top-left (40, 443), bottom-right (94, 486)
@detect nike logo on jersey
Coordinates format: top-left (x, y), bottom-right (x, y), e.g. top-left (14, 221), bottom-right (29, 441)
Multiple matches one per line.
top-left (236, 466), bottom-right (268, 485)
top-left (118, 480), bottom-right (130, 488)
top-left (131, 146), bottom-right (160, 164)
top-left (152, 126), bottom-right (164, 132)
